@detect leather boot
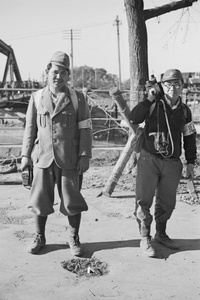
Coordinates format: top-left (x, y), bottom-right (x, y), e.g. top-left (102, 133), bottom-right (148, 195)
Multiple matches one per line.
top-left (68, 213), bottom-right (83, 256)
top-left (154, 221), bottom-right (179, 250)
top-left (27, 216), bottom-right (47, 254)
top-left (139, 225), bottom-right (156, 257)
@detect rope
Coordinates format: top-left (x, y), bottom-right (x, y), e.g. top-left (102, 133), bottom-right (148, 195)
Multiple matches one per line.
top-left (118, 107), bottom-right (126, 113)
top-left (87, 93), bottom-right (129, 133)
top-left (0, 155), bottom-right (21, 165)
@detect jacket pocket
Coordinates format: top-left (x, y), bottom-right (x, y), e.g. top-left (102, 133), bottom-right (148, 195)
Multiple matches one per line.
top-left (61, 110), bottom-right (76, 129)
top-left (37, 109), bottom-right (47, 128)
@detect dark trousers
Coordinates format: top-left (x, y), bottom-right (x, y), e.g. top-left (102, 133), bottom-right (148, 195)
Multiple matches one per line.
top-left (135, 149), bottom-right (182, 236)
top-left (28, 162), bottom-right (88, 216)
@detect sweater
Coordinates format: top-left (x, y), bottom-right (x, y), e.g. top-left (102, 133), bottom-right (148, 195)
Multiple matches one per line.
top-left (129, 97), bottom-right (196, 164)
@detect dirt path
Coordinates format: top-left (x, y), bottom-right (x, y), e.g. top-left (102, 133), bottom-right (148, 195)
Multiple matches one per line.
top-left (0, 164), bottom-right (200, 300)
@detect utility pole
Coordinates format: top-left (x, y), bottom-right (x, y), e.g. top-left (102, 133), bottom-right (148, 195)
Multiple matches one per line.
top-left (82, 67), bottom-right (84, 88)
top-left (95, 68), bottom-right (98, 89)
top-left (62, 29), bottom-right (81, 87)
top-left (70, 29), bottom-right (74, 87)
top-left (113, 15), bottom-right (122, 90)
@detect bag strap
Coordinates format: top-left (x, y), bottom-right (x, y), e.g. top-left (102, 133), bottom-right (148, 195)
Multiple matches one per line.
top-left (149, 102), bottom-right (156, 117)
top-left (68, 87), bottom-right (78, 113)
top-left (159, 100), bottom-right (174, 157)
top-left (34, 88), bottom-right (44, 109)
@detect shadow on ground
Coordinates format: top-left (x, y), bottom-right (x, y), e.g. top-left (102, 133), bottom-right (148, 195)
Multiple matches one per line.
top-left (81, 238), bottom-right (200, 259)
top-left (32, 238), bottom-right (200, 259)
top-left (37, 243), bottom-right (69, 255)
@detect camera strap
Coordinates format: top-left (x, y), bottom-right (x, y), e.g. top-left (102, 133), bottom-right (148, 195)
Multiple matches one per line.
top-left (157, 100), bottom-right (174, 158)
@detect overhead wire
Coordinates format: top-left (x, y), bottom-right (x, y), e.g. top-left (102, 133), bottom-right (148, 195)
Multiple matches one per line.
top-left (2, 19), bottom-right (126, 41)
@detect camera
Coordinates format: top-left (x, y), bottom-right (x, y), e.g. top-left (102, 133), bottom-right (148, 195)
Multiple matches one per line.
top-left (155, 139), bottom-right (169, 154)
top-left (154, 132), bottom-right (169, 155)
top-left (155, 82), bottom-right (164, 99)
top-left (21, 166), bottom-right (33, 189)
top-left (145, 77), bottom-right (164, 100)
top-left (150, 132), bottom-right (169, 155)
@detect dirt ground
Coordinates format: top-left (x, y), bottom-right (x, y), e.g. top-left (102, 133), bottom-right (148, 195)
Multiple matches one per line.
top-left (0, 153), bottom-right (200, 300)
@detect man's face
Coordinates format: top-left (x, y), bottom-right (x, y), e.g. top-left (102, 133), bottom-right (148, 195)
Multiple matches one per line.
top-left (161, 79), bottom-right (183, 103)
top-left (48, 64), bottom-right (69, 90)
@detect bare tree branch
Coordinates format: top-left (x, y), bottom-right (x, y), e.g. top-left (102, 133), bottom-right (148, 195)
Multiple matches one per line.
top-left (144, 0), bottom-right (198, 20)
top-left (162, 8), bottom-right (190, 48)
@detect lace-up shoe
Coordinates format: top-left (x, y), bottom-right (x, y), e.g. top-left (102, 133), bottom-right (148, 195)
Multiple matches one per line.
top-left (154, 233), bottom-right (179, 250)
top-left (27, 234), bottom-right (46, 254)
top-left (140, 236), bottom-right (156, 257)
top-left (69, 235), bottom-right (83, 257)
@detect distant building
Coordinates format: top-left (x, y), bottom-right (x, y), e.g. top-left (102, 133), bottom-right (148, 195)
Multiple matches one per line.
top-left (182, 72), bottom-right (200, 89)
top-left (180, 72), bottom-right (200, 104)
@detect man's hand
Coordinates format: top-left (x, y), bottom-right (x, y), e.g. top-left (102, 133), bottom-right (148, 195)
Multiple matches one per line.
top-left (147, 84), bottom-right (162, 103)
top-left (20, 156), bottom-right (32, 171)
top-left (186, 163), bottom-right (195, 180)
top-left (78, 156), bottom-right (90, 174)
top-left (148, 88), bottom-right (156, 102)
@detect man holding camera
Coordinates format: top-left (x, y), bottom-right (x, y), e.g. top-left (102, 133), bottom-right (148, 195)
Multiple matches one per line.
top-left (129, 69), bottom-right (196, 257)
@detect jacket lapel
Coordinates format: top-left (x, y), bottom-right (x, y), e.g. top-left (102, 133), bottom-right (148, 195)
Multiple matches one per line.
top-left (39, 86), bottom-right (71, 116)
top-left (53, 92), bottom-right (71, 116)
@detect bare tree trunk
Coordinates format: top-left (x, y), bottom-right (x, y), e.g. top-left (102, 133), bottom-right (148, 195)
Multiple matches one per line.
top-left (124, 0), bottom-right (149, 109)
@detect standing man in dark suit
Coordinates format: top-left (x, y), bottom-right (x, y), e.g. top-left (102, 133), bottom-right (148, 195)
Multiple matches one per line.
top-left (129, 69), bottom-right (196, 257)
top-left (21, 51), bottom-right (92, 256)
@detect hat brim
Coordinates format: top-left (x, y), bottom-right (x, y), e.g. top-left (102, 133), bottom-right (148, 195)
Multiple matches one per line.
top-left (50, 61), bottom-right (69, 71)
top-left (162, 77), bottom-right (180, 82)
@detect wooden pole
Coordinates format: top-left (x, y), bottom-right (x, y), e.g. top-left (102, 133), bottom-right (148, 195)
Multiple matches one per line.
top-left (108, 87), bottom-right (138, 133)
top-left (101, 132), bottom-right (136, 197)
top-left (100, 88), bottom-right (138, 197)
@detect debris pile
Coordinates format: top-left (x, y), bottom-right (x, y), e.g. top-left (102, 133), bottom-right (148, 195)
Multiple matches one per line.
top-left (180, 194), bottom-right (200, 205)
top-left (61, 257), bottom-right (109, 277)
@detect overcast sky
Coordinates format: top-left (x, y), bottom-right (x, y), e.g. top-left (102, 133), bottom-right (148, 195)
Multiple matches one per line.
top-left (0, 0), bottom-right (200, 82)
